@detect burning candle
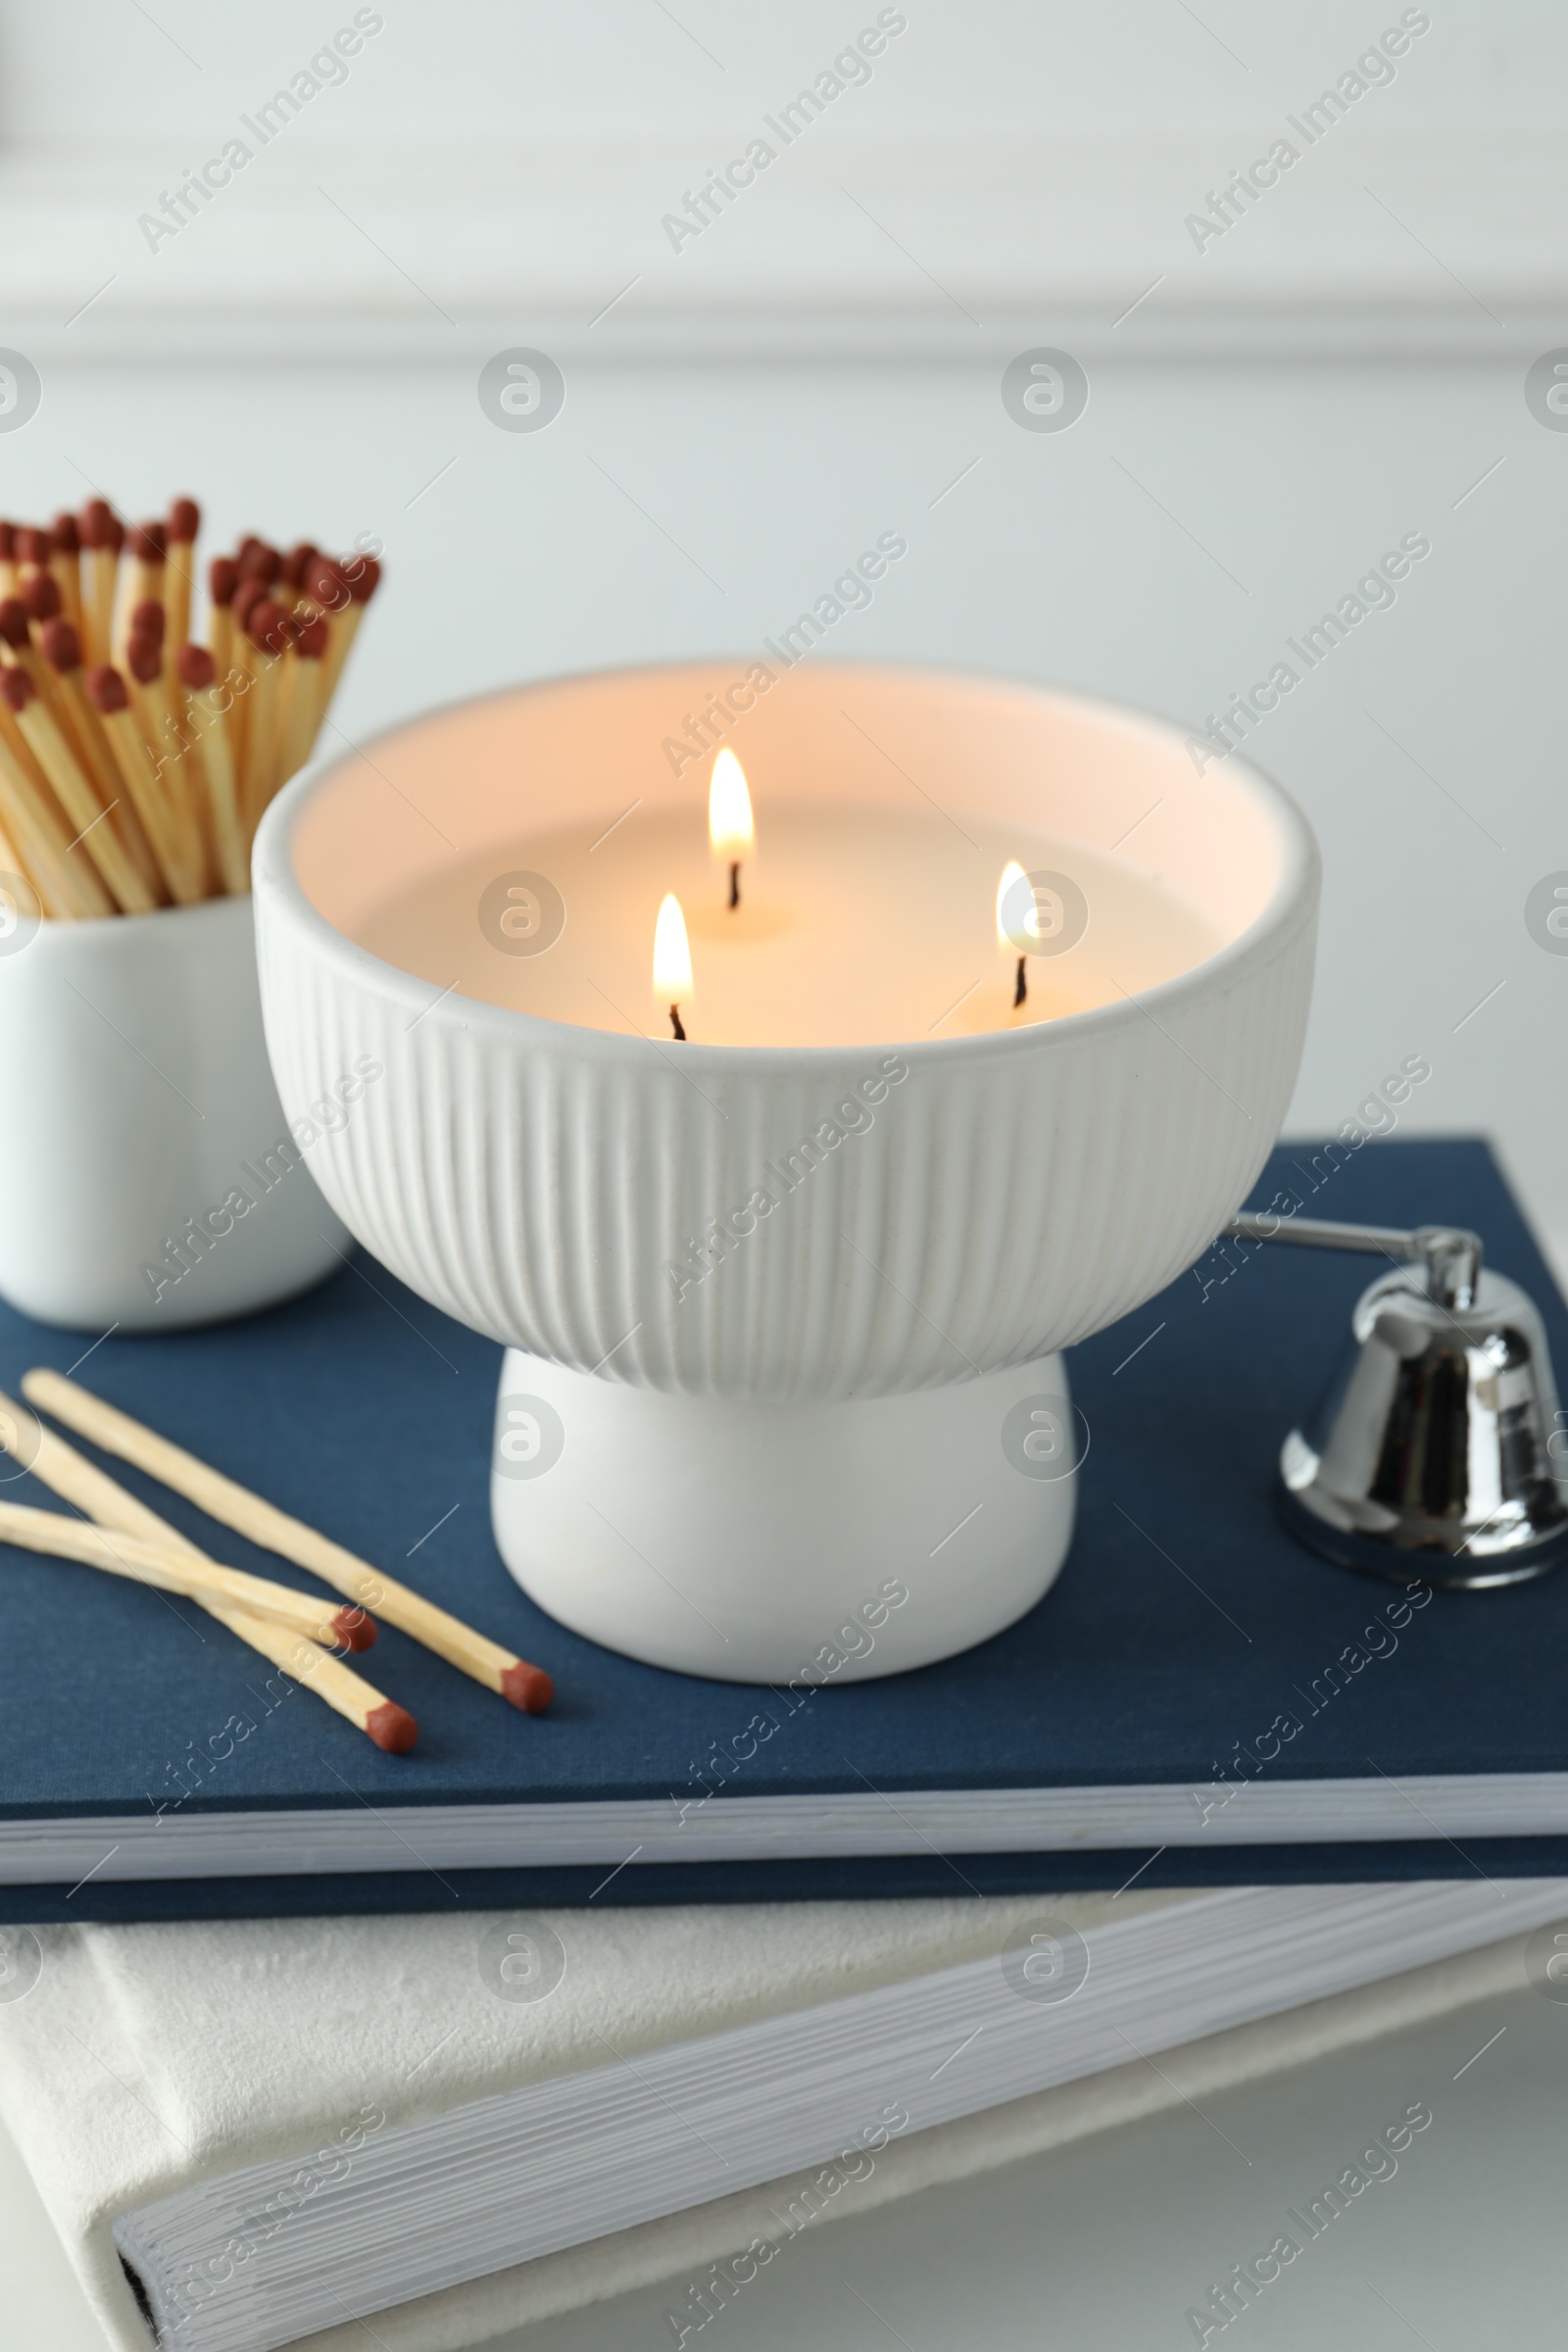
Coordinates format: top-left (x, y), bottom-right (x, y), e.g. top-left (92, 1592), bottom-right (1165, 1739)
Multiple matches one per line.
top-left (264, 661), bottom-right (1318, 1682)
top-left (350, 672), bottom-right (1225, 1048)
top-left (997, 858), bottom-right (1029, 1011)
top-left (708, 747), bottom-right (754, 911)
top-left (653, 892), bottom-right (693, 1039)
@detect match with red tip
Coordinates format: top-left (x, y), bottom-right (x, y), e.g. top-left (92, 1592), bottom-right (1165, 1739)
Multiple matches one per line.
top-left (501, 1659), bottom-right (555, 1714)
top-left (38, 618), bottom-right (82, 672)
top-left (331, 1605), bottom-right (376, 1653)
top-left (247, 600), bottom-right (297, 657)
top-left (305, 557), bottom-right (350, 611)
top-left (85, 663), bottom-right (129, 715)
top-left (78, 500), bottom-right (123, 553)
top-left (125, 636), bottom-right (163, 688)
top-left (365, 1702), bottom-right (419, 1754)
top-left (21, 572), bottom-right (62, 623)
top-left (175, 642), bottom-right (216, 690)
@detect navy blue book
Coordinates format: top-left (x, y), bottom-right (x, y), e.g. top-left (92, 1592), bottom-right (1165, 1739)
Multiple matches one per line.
top-left (3, 1137), bottom-right (1567, 1923)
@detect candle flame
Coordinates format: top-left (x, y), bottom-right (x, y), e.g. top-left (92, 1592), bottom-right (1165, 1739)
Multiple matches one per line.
top-left (997, 859), bottom-right (1028, 953)
top-left (709, 748), bottom-right (755, 858)
top-left (653, 892), bottom-right (693, 1004)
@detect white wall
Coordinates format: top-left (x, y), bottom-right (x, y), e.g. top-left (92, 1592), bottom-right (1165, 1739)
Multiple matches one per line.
top-left (1, 1), bottom-right (1565, 1244)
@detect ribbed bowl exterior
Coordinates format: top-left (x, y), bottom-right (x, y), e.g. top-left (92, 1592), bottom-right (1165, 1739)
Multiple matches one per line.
top-left (256, 855), bottom-right (1317, 1401)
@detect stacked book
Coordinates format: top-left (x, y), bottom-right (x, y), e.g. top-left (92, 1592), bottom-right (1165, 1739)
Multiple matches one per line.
top-left (1, 1141), bottom-right (1565, 2352)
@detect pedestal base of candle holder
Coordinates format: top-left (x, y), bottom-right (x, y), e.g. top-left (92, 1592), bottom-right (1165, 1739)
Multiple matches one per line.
top-left (490, 1351), bottom-right (1077, 1683)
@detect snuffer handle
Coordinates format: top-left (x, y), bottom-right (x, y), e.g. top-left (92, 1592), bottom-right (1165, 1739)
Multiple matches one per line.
top-left (1222, 1212), bottom-right (1483, 1312)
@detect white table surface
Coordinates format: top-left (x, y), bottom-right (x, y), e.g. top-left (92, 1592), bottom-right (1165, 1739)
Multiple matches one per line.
top-left (4, 1966), bottom-right (1564, 2351)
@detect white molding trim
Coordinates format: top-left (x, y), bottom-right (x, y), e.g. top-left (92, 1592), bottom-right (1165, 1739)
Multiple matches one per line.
top-left (0, 130), bottom-right (1563, 360)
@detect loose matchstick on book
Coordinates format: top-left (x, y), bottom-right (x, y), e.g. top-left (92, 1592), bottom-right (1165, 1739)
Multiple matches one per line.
top-left (23, 1369), bottom-right (556, 1713)
top-left (0, 1392), bottom-right (416, 1752)
top-left (0, 1500), bottom-right (378, 1652)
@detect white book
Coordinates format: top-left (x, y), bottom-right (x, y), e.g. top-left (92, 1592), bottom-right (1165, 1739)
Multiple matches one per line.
top-left (0, 1879), bottom-right (1563, 2352)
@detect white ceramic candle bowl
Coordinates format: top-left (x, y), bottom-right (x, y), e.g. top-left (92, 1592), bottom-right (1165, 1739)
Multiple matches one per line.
top-left (254, 662), bottom-right (1318, 1679)
top-left (0, 893), bottom-right (349, 1332)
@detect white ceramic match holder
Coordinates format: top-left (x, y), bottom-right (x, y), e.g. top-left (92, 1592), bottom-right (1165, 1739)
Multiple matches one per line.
top-left (0, 890), bottom-right (347, 1331)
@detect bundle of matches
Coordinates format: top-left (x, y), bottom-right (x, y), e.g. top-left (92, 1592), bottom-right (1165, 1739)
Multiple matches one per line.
top-left (0, 494), bottom-right (382, 924)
